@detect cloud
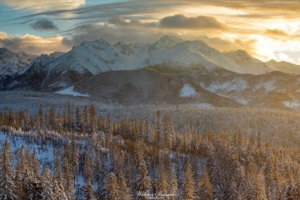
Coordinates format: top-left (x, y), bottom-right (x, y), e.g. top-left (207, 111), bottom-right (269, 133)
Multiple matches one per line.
top-left (0, 0), bottom-right (85, 11)
top-left (30, 18), bottom-right (59, 31)
top-left (277, 52), bottom-right (294, 63)
top-left (61, 23), bottom-right (165, 47)
top-left (107, 16), bottom-right (144, 26)
top-left (61, 23), bottom-right (256, 55)
top-left (159, 14), bottom-right (227, 29)
top-left (198, 36), bottom-right (257, 55)
top-left (0, 32), bottom-right (68, 55)
top-left (298, 58), bottom-right (300, 62)
top-left (264, 29), bottom-right (289, 37)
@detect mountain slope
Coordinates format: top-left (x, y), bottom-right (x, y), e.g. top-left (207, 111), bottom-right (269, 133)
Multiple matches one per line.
top-left (2, 52), bottom-right (64, 90)
top-left (71, 66), bottom-right (242, 107)
top-left (0, 48), bottom-right (37, 75)
top-left (67, 66), bottom-right (300, 111)
top-left (146, 40), bottom-right (243, 73)
top-left (266, 59), bottom-right (300, 74)
top-left (224, 50), bottom-right (275, 74)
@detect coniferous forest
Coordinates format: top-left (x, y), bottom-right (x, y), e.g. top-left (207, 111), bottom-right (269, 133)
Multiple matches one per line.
top-left (1, 104), bottom-right (300, 199)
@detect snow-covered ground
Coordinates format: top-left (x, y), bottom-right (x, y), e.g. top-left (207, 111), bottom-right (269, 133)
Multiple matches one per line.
top-left (283, 101), bottom-right (300, 108)
top-left (254, 80), bottom-right (276, 92)
top-left (188, 103), bottom-right (212, 107)
top-left (55, 86), bottom-right (90, 97)
top-left (200, 78), bottom-right (248, 92)
top-left (179, 84), bottom-right (197, 97)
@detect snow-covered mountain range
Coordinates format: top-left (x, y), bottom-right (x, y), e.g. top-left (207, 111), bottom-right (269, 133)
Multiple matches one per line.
top-left (1, 35), bottom-right (300, 104)
top-left (2, 36), bottom-right (300, 81)
top-left (0, 48), bottom-right (37, 75)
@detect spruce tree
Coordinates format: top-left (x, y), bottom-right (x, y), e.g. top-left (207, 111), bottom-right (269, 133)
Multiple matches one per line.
top-left (136, 159), bottom-right (151, 200)
top-left (197, 165), bottom-right (213, 200)
top-left (183, 160), bottom-right (194, 200)
top-left (118, 171), bottom-right (132, 200)
top-left (106, 172), bottom-right (119, 200)
top-left (169, 170), bottom-right (178, 198)
top-left (84, 180), bottom-right (95, 200)
top-left (154, 165), bottom-right (168, 196)
top-left (0, 138), bottom-right (17, 199)
top-left (41, 166), bottom-right (56, 200)
top-left (15, 145), bottom-right (27, 198)
top-left (225, 177), bottom-right (239, 200)
top-left (84, 151), bottom-right (95, 200)
top-left (89, 105), bottom-right (97, 134)
top-left (71, 132), bottom-right (79, 185)
top-left (63, 157), bottom-right (73, 199)
top-left (53, 153), bottom-right (67, 199)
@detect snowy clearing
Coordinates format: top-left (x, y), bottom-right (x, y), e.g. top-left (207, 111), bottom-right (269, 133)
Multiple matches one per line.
top-left (179, 84), bottom-right (197, 97)
top-left (55, 86), bottom-right (90, 97)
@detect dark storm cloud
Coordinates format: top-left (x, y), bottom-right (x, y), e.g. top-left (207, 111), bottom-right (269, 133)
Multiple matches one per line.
top-left (160, 14), bottom-right (227, 29)
top-left (30, 18), bottom-right (59, 31)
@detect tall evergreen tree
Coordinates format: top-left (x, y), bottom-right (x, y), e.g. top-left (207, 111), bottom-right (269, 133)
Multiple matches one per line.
top-left (84, 151), bottom-right (95, 200)
top-left (118, 171), bottom-right (132, 200)
top-left (154, 165), bottom-right (168, 197)
top-left (0, 138), bottom-right (17, 199)
top-left (183, 160), bottom-right (194, 200)
top-left (41, 166), bottom-right (56, 200)
top-left (197, 165), bottom-right (213, 200)
top-left (62, 157), bottom-right (73, 199)
top-left (169, 170), bottom-right (178, 199)
top-left (53, 153), bottom-right (67, 199)
top-left (136, 159), bottom-right (151, 200)
top-left (106, 172), bottom-right (119, 200)
top-left (15, 145), bottom-right (27, 198)
top-left (71, 132), bottom-right (79, 185)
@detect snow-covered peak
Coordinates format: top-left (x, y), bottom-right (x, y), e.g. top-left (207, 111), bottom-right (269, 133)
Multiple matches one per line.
top-left (224, 50), bottom-right (275, 74)
top-left (113, 42), bottom-right (134, 56)
top-left (0, 47), bottom-right (37, 75)
top-left (18, 52), bottom-right (63, 75)
top-left (224, 50), bottom-right (254, 64)
top-left (0, 47), bottom-right (12, 54)
top-left (148, 35), bottom-right (184, 52)
top-left (49, 52), bottom-right (64, 58)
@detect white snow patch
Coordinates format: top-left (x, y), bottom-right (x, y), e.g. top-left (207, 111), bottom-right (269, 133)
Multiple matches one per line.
top-left (188, 103), bottom-right (212, 107)
top-left (55, 86), bottom-right (90, 97)
top-left (201, 78), bottom-right (248, 92)
top-left (236, 98), bottom-right (248, 105)
top-left (283, 101), bottom-right (300, 108)
top-left (254, 80), bottom-right (276, 92)
top-left (48, 81), bottom-right (68, 88)
top-left (180, 84), bottom-right (197, 97)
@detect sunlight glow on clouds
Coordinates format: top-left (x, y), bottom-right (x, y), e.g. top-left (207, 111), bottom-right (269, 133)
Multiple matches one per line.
top-left (0, 32), bottom-right (68, 55)
top-left (0, 0), bottom-right (299, 65)
top-left (0, 0), bottom-right (85, 11)
top-left (277, 52), bottom-right (294, 63)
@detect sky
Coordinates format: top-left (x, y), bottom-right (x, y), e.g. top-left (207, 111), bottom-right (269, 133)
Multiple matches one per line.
top-left (0, 0), bottom-right (300, 65)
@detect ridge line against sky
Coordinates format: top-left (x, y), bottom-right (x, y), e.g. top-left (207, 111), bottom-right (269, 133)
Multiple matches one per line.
top-left (0, 0), bottom-right (300, 65)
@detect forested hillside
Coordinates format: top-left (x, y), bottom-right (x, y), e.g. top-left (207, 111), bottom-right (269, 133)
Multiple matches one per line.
top-left (1, 105), bottom-right (300, 199)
